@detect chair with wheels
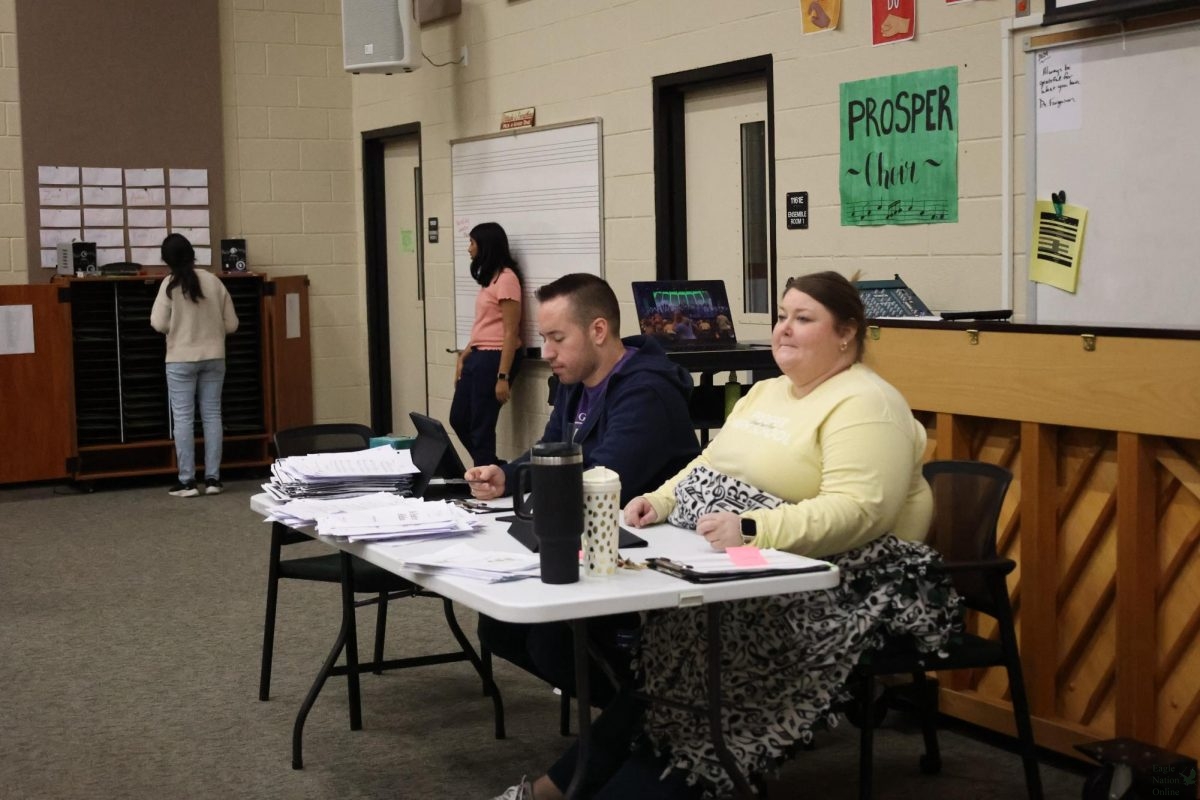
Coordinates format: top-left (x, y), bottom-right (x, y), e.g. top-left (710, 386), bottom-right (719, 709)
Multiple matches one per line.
top-left (259, 423), bottom-right (504, 749)
top-left (852, 459), bottom-right (1043, 800)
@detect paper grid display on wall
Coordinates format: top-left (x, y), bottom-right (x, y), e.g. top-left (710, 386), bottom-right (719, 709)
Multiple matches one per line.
top-left (451, 119), bottom-right (603, 350)
top-left (36, 167), bottom-right (212, 269)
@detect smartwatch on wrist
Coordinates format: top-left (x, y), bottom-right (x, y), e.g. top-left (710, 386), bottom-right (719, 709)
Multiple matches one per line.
top-left (496, 372), bottom-right (509, 382)
top-left (740, 516), bottom-right (757, 543)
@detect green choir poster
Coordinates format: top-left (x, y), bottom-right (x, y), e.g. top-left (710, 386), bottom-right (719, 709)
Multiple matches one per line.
top-left (840, 66), bottom-right (958, 226)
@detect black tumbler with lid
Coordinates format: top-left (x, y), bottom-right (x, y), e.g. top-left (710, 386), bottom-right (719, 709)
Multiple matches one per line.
top-left (513, 442), bottom-right (584, 584)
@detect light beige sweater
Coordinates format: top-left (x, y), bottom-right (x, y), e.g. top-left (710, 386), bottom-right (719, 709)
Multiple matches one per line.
top-left (150, 269), bottom-right (239, 362)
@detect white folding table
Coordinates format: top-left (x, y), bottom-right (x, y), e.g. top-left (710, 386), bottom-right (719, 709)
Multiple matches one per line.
top-left (249, 493), bottom-right (840, 798)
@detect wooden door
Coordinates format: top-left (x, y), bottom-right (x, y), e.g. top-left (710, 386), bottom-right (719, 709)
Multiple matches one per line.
top-left (265, 275), bottom-right (313, 433)
top-left (0, 284), bottom-right (74, 482)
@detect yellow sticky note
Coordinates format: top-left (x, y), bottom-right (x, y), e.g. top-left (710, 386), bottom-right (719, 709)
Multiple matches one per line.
top-left (1030, 199), bottom-right (1087, 293)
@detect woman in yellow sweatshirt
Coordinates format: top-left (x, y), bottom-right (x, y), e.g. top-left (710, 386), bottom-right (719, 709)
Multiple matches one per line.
top-left (492, 273), bottom-right (957, 800)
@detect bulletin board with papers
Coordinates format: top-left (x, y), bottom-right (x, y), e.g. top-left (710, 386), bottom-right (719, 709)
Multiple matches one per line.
top-left (15, 0), bottom-right (225, 277)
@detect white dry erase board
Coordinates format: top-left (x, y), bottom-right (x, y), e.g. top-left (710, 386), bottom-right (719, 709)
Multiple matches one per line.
top-left (1027, 23), bottom-right (1200, 329)
top-left (451, 119), bottom-right (604, 350)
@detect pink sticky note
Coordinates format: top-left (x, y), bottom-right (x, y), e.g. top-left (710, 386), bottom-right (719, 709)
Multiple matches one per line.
top-left (726, 546), bottom-right (769, 567)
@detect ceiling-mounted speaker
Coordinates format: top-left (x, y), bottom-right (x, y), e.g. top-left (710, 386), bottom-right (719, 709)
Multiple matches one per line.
top-left (342, 0), bottom-right (422, 74)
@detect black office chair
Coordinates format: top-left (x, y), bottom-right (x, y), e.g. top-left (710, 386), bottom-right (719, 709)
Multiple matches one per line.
top-left (260, 423), bottom-right (385, 702)
top-left (259, 423), bottom-right (504, 745)
top-left (851, 460), bottom-right (1043, 800)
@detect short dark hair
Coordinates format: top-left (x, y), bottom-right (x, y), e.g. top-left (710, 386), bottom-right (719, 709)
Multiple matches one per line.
top-left (535, 273), bottom-right (620, 334)
top-left (783, 271), bottom-right (866, 361)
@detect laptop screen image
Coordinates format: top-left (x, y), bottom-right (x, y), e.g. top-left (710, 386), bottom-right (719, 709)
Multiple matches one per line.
top-left (631, 280), bottom-right (740, 350)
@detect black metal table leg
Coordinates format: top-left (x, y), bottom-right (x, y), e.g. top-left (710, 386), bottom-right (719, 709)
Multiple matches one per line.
top-left (564, 619), bottom-right (592, 800)
top-left (291, 588), bottom-right (351, 769)
top-left (440, 598), bottom-right (506, 740)
top-left (706, 603), bottom-right (756, 800)
top-left (340, 553), bottom-right (363, 731)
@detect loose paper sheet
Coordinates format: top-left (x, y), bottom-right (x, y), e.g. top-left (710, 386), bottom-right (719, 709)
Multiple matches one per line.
top-left (125, 168), bottom-right (164, 187)
top-left (84, 208), bottom-right (125, 227)
top-left (129, 228), bottom-right (168, 247)
top-left (169, 168), bottom-right (208, 187)
top-left (171, 209), bottom-right (209, 227)
top-left (82, 187), bottom-right (123, 205)
top-left (38, 166), bottom-right (80, 185)
top-left (39, 187), bottom-right (81, 206)
top-left (127, 188), bottom-right (166, 206)
top-left (1036, 48), bottom-right (1083, 134)
top-left (40, 229), bottom-right (79, 247)
top-left (170, 187), bottom-right (208, 206)
top-left (40, 209), bottom-right (81, 227)
top-left (132, 247), bottom-right (161, 264)
top-left (128, 209), bottom-right (167, 227)
top-left (0, 305), bottom-right (35, 355)
top-left (84, 228), bottom-right (126, 247)
top-left (82, 167), bottom-right (123, 186)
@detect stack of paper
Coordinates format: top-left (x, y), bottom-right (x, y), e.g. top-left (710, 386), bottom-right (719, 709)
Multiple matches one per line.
top-left (266, 493), bottom-right (482, 544)
top-left (319, 500), bottom-right (480, 542)
top-left (266, 491), bottom-right (408, 527)
top-left (265, 445), bottom-right (421, 500)
top-left (402, 543), bottom-right (541, 583)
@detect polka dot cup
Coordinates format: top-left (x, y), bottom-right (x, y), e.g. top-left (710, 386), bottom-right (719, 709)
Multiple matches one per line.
top-left (582, 466), bottom-right (621, 577)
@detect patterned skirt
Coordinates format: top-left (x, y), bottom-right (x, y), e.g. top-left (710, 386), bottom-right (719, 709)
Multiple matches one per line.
top-left (635, 534), bottom-right (962, 797)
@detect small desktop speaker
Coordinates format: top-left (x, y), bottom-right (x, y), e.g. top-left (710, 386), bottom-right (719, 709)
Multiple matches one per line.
top-left (342, 0), bottom-right (422, 74)
top-left (220, 239), bottom-right (247, 273)
top-left (56, 242), bottom-right (97, 276)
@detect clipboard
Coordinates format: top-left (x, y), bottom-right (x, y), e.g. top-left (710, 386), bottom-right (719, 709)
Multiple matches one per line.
top-left (645, 556), bottom-right (833, 584)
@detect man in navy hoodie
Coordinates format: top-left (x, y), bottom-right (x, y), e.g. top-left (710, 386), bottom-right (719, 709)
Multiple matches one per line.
top-left (465, 272), bottom-right (699, 706)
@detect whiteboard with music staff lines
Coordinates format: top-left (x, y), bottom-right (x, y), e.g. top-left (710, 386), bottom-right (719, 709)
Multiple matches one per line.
top-left (451, 119), bottom-right (604, 351)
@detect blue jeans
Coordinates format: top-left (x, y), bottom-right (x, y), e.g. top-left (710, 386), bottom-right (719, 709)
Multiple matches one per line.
top-left (165, 359), bottom-right (226, 483)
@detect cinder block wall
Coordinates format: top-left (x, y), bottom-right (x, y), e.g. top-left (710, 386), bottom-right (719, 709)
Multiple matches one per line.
top-left (349, 0), bottom-right (1032, 460)
top-left (2, 1), bottom-right (1035, 457)
top-left (219, 0), bottom-right (367, 425)
top-left (0, 1), bottom-right (22, 286)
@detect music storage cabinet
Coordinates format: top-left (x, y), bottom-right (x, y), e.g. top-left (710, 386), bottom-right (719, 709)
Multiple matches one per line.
top-left (0, 273), bottom-right (312, 484)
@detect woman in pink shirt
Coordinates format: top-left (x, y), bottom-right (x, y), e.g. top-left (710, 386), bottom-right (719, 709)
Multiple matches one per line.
top-left (450, 222), bottom-right (524, 466)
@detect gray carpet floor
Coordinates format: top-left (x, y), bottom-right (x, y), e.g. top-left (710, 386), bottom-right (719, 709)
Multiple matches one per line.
top-left (0, 477), bottom-right (1085, 799)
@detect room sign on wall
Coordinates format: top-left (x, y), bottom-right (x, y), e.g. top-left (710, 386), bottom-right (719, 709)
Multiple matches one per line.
top-left (500, 107), bottom-right (535, 130)
top-left (839, 66), bottom-right (959, 226)
top-left (786, 192), bottom-right (809, 229)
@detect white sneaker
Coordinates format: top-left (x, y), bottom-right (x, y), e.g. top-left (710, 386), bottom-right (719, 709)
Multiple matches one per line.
top-left (489, 776), bottom-right (533, 800)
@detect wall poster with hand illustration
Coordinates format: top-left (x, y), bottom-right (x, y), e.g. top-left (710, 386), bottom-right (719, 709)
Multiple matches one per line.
top-left (839, 66), bottom-right (958, 226)
top-left (872, 0), bottom-right (916, 46)
top-left (801, 0), bottom-right (841, 34)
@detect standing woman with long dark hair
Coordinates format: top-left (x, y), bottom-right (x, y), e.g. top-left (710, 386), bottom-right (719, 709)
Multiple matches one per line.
top-left (450, 222), bottom-right (524, 466)
top-left (150, 233), bottom-right (239, 497)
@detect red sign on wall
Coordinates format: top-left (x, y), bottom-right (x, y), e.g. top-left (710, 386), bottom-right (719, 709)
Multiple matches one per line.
top-left (871, 0), bottom-right (916, 46)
